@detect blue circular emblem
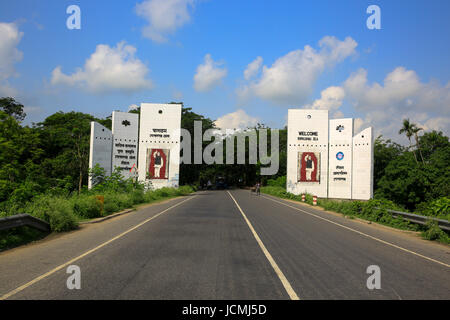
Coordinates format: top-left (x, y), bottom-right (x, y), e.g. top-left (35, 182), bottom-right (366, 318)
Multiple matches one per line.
top-left (336, 152), bottom-right (344, 160)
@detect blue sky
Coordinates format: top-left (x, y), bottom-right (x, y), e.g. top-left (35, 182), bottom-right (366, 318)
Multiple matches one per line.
top-left (0, 0), bottom-right (449, 141)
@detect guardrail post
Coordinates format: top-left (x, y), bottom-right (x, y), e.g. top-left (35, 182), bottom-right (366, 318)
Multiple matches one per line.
top-left (313, 195), bottom-right (317, 206)
top-left (301, 194), bottom-right (305, 202)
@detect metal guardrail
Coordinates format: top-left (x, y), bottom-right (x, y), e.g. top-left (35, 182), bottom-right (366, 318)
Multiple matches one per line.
top-left (383, 209), bottom-right (450, 231)
top-left (0, 214), bottom-right (50, 232)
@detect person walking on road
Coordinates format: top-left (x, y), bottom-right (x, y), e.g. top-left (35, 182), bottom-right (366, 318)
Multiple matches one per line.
top-left (255, 182), bottom-right (261, 196)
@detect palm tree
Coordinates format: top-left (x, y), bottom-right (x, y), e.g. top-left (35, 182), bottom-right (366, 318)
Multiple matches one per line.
top-left (399, 119), bottom-right (418, 164)
top-left (411, 124), bottom-right (425, 164)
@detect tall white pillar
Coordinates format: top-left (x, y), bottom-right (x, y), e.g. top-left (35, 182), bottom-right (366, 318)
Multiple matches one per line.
top-left (138, 103), bottom-right (182, 189)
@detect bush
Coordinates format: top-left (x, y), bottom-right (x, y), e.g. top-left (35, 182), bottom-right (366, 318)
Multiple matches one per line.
top-left (266, 176), bottom-right (286, 188)
top-left (103, 195), bottom-right (120, 214)
top-left (422, 220), bottom-right (450, 243)
top-left (24, 195), bottom-right (78, 232)
top-left (0, 226), bottom-right (48, 251)
top-left (178, 185), bottom-right (195, 195)
top-left (1, 183), bottom-right (195, 248)
top-left (130, 189), bottom-right (145, 205)
top-left (417, 197), bottom-right (450, 220)
top-left (72, 195), bottom-right (102, 219)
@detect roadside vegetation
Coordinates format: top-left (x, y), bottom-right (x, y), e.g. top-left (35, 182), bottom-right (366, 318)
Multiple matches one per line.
top-left (262, 176), bottom-right (450, 244)
top-left (0, 168), bottom-right (195, 251)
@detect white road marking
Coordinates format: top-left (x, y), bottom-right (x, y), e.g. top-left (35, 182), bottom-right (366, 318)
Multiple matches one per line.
top-left (227, 191), bottom-right (300, 300)
top-left (0, 195), bottom-right (197, 300)
top-left (262, 194), bottom-right (450, 269)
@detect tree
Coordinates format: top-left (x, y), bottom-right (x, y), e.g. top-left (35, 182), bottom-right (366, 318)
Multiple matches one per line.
top-left (373, 135), bottom-right (404, 190)
top-left (375, 152), bottom-right (429, 210)
top-left (0, 111), bottom-right (43, 203)
top-left (0, 97), bottom-right (27, 121)
top-left (179, 106), bottom-right (216, 185)
top-left (419, 130), bottom-right (449, 159)
top-left (411, 124), bottom-right (425, 164)
top-left (399, 119), bottom-right (418, 164)
top-left (375, 130), bottom-right (450, 210)
top-left (36, 111), bottom-right (96, 194)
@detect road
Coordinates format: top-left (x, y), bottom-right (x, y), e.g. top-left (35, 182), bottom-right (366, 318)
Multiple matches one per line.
top-left (0, 189), bottom-right (449, 300)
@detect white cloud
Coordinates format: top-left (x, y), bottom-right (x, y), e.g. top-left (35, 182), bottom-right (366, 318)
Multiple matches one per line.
top-left (193, 54), bottom-right (227, 92)
top-left (0, 22), bottom-right (23, 79)
top-left (0, 83), bottom-right (17, 97)
top-left (299, 65), bottom-right (450, 139)
top-left (422, 117), bottom-right (450, 133)
top-left (332, 110), bottom-right (344, 119)
top-left (214, 109), bottom-right (259, 129)
top-left (305, 86), bottom-right (345, 112)
top-left (343, 67), bottom-right (450, 138)
top-left (244, 56), bottom-right (263, 80)
top-left (237, 36), bottom-right (357, 105)
top-left (135, 0), bottom-right (195, 43)
top-left (353, 118), bottom-right (365, 133)
top-left (0, 22), bottom-right (23, 97)
top-left (51, 41), bottom-right (152, 93)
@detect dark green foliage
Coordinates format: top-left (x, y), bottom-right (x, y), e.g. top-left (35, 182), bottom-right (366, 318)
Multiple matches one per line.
top-left (266, 176), bottom-right (286, 188)
top-left (0, 97), bottom-right (27, 121)
top-left (416, 197), bottom-right (450, 221)
top-left (0, 226), bottom-right (48, 251)
top-left (22, 195), bottom-right (78, 232)
top-left (72, 195), bottom-right (103, 219)
top-left (375, 131), bottom-right (450, 210)
top-left (421, 220), bottom-right (450, 244)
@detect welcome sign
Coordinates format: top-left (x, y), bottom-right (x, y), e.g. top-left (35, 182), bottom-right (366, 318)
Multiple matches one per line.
top-left (287, 110), bottom-right (373, 200)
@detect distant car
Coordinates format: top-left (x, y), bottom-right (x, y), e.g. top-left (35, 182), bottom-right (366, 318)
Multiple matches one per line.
top-left (215, 179), bottom-right (228, 190)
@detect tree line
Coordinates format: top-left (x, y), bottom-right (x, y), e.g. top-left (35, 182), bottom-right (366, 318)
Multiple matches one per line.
top-left (0, 97), bottom-right (448, 213)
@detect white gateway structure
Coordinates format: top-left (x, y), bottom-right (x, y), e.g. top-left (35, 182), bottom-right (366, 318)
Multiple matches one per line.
top-left (287, 109), bottom-right (373, 200)
top-left (88, 103), bottom-right (182, 189)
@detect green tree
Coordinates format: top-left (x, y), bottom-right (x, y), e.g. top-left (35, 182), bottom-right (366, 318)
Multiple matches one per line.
top-left (36, 111), bottom-right (96, 194)
top-left (373, 135), bottom-right (404, 190)
top-left (375, 130), bottom-right (450, 210)
top-left (411, 124), bottom-right (425, 164)
top-left (0, 97), bottom-right (27, 121)
top-left (0, 111), bottom-right (43, 203)
top-left (399, 119), bottom-right (418, 164)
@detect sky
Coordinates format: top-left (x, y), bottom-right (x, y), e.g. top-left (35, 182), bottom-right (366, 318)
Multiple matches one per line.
top-left (0, 0), bottom-right (449, 143)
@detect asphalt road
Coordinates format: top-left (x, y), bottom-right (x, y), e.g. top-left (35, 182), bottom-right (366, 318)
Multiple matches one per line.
top-left (0, 190), bottom-right (449, 300)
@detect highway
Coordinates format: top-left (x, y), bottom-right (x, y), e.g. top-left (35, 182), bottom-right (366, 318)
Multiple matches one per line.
top-left (0, 190), bottom-right (449, 300)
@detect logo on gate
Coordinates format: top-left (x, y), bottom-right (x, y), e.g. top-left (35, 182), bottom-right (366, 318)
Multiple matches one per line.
top-left (336, 152), bottom-right (344, 160)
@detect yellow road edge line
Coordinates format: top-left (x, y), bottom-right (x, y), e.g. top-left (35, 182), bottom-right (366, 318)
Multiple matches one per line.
top-left (261, 194), bottom-right (450, 269)
top-left (0, 195), bottom-right (197, 300)
top-left (227, 191), bottom-right (300, 300)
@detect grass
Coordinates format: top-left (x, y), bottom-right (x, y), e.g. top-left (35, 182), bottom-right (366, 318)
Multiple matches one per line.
top-left (260, 185), bottom-right (450, 245)
top-left (0, 185), bottom-right (195, 251)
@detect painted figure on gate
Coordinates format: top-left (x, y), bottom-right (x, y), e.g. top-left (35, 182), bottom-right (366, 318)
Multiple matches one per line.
top-left (147, 148), bottom-right (169, 179)
top-left (298, 152), bottom-right (320, 183)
